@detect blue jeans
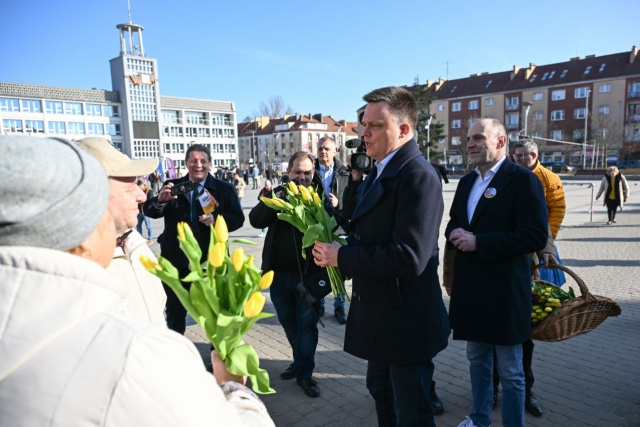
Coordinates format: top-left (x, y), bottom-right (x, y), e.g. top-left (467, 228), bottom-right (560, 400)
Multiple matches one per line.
top-left (467, 341), bottom-right (525, 427)
top-left (136, 213), bottom-right (153, 239)
top-left (366, 359), bottom-right (435, 427)
top-left (269, 272), bottom-right (319, 379)
top-left (320, 291), bottom-right (347, 308)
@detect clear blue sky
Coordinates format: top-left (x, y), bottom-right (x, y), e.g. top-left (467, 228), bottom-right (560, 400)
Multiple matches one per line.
top-left (0, 0), bottom-right (637, 123)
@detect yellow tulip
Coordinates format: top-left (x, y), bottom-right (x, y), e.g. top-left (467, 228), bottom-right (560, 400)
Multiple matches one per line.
top-left (139, 255), bottom-right (162, 271)
top-left (247, 255), bottom-right (255, 268)
top-left (299, 185), bottom-right (311, 201)
top-left (244, 292), bottom-right (266, 317)
top-left (288, 180), bottom-right (299, 195)
top-left (177, 222), bottom-right (186, 241)
top-left (183, 222), bottom-right (195, 240)
top-left (214, 216), bottom-right (228, 243)
top-left (208, 242), bottom-right (226, 267)
top-left (313, 192), bottom-right (322, 206)
top-left (231, 247), bottom-right (245, 272)
top-left (259, 271), bottom-right (274, 290)
top-left (260, 196), bottom-right (283, 208)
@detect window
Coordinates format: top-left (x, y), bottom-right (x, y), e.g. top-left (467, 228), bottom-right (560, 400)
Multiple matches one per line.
top-left (45, 101), bottom-right (63, 114)
top-left (86, 104), bottom-right (103, 116)
top-left (48, 121), bottom-right (66, 134)
top-left (485, 80), bottom-right (493, 89)
top-left (628, 81), bottom-right (640, 97)
top-left (599, 84), bottom-right (611, 93)
top-left (505, 113), bottom-right (519, 129)
top-left (574, 108), bottom-right (587, 119)
top-left (598, 63), bottom-right (606, 73)
top-left (437, 104), bottom-right (445, 111)
top-left (551, 90), bottom-right (565, 100)
top-left (532, 131), bottom-right (542, 138)
top-left (551, 130), bottom-right (564, 140)
top-left (21, 99), bottom-right (42, 113)
top-left (505, 96), bottom-right (518, 110)
top-left (64, 102), bottom-right (83, 115)
top-left (103, 105), bottom-right (120, 117)
top-left (584, 65), bottom-right (592, 75)
top-left (451, 102), bottom-right (461, 112)
top-left (534, 111), bottom-right (544, 120)
top-left (3, 119), bottom-right (23, 133)
top-left (599, 105), bottom-right (610, 115)
top-left (468, 100), bottom-right (479, 110)
top-left (87, 123), bottom-right (105, 135)
top-left (24, 120), bottom-right (45, 133)
top-left (451, 119), bottom-right (461, 129)
top-left (530, 74), bottom-right (538, 82)
top-left (548, 71), bottom-right (556, 79)
top-left (106, 123), bottom-right (122, 136)
top-left (573, 129), bottom-right (584, 140)
top-left (551, 110), bottom-right (565, 121)
top-left (541, 72), bottom-right (549, 81)
top-left (67, 122), bottom-right (85, 135)
top-left (575, 87), bottom-right (589, 98)
top-left (533, 92), bottom-right (544, 101)
top-left (450, 85), bottom-right (458, 93)
top-left (485, 98), bottom-right (494, 106)
top-left (560, 69), bottom-right (568, 78)
top-left (0, 98), bottom-right (20, 112)
top-left (451, 136), bottom-right (461, 145)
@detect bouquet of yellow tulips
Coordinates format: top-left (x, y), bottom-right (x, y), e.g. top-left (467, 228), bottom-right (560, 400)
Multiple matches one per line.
top-left (260, 180), bottom-right (348, 301)
top-left (140, 217), bottom-right (275, 394)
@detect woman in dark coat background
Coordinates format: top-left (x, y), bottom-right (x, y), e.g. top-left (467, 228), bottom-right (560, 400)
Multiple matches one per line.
top-left (596, 166), bottom-right (629, 225)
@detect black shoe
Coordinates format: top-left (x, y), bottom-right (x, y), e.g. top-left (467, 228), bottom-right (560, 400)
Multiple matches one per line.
top-left (429, 381), bottom-right (444, 415)
top-left (334, 306), bottom-right (347, 324)
top-left (280, 363), bottom-right (295, 380)
top-left (525, 392), bottom-right (543, 417)
top-left (297, 377), bottom-right (320, 398)
top-left (318, 305), bottom-right (325, 317)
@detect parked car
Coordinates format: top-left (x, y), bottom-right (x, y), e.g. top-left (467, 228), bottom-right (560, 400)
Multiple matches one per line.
top-left (617, 160), bottom-right (640, 169)
top-left (540, 161), bottom-right (575, 173)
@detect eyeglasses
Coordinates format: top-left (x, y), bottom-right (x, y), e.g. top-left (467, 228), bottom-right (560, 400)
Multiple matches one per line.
top-left (513, 152), bottom-right (532, 159)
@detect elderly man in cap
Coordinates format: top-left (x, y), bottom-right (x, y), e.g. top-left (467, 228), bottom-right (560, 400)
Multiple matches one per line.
top-left (76, 137), bottom-right (167, 325)
top-left (0, 135), bottom-right (275, 426)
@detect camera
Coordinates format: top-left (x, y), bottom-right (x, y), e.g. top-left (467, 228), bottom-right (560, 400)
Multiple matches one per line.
top-left (170, 180), bottom-right (196, 196)
top-left (345, 137), bottom-right (372, 172)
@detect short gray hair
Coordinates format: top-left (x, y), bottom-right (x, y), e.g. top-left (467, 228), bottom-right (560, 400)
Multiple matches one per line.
top-left (514, 139), bottom-right (538, 155)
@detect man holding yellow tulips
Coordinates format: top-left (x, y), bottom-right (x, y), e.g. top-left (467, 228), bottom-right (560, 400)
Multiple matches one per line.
top-left (249, 152), bottom-right (325, 398)
top-left (313, 86), bottom-right (450, 426)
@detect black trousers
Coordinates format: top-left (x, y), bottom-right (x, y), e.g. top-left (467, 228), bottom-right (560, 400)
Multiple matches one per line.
top-left (494, 339), bottom-right (534, 392)
top-left (605, 198), bottom-right (618, 221)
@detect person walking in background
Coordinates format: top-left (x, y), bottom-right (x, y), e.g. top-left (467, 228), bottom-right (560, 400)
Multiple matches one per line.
top-left (446, 118), bottom-right (548, 427)
top-left (76, 137), bottom-right (166, 326)
top-left (136, 180), bottom-right (155, 245)
top-left (596, 166), bottom-right (629, 225)
top-left (234, 172), bottom-right (246, 207)
top-left (252, 164), bottom-right (261, 189)
top-left (313, 86), bottom-right (450, 426)
top-left (149, 170), bottom-right (161, 196)
top-left (144, 144), bottom-right (244, 334)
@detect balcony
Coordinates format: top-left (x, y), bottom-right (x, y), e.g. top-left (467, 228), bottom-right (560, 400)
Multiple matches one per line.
top-left (505, 104), bottom-right (519, 111)
top-left (627, 114), bottom-right (640, 122)
top-left (505, 122), bottom-right (519, 129)
top-left (628, 91), bottom-right (640, 98)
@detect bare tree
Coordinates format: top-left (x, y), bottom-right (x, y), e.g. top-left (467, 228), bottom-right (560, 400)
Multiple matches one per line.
top-left (590, 112), bottom-right (624, 166)
top-left (258, 95), bottom-right (294, 119)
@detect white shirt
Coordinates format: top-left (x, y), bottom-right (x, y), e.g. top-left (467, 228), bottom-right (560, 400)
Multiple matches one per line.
top-left (467, 156), bottom-right (507, 223)
top-left (374, 147), bottom-right (401, 181)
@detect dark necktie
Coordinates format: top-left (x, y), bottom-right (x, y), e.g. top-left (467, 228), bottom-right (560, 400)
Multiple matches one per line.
top-left (191, 185), bottom-right (200, 221)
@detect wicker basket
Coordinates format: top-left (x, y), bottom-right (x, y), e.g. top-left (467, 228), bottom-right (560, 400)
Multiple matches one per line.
top-left (531, 264), bottom-right (621, 342)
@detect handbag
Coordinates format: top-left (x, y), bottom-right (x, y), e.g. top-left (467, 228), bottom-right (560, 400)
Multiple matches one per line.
top-left (298, 264), bottom-right (332, 303)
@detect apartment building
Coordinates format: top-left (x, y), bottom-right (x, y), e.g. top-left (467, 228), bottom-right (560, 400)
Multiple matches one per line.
top-left (237, 114), bottom-right (358, 171)
top-left (0, 20), bottom-right (237, 175)
top-left (422, 46), bottom-right (640, 167)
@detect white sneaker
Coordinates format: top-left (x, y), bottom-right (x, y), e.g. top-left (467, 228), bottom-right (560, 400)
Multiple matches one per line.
top-left (257, 232), bottom-right (265, 237)
top-left (457, 416), bottom-right (483, 427)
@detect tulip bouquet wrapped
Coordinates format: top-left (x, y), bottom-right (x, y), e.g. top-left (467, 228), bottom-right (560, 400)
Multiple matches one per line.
top-left (140, 217), bottom-right (275, 394)
top-left (260, 180), bottom-right (348, 301)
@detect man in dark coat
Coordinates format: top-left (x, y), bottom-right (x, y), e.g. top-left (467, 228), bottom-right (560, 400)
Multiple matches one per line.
top-left (445, 118), bottom-right (548, 427)
top-left (144, 144), bottom-right (244, 334)
top-left (313, 86), bottom-right (450, 427)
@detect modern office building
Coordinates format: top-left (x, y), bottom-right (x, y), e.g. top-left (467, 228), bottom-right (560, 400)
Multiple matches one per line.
top-left (418, 46), bottom-right (640, 167)
top-left (237, 114), bottom-right (358, 171)
top-left (0, 20), bottom-right (237, 175)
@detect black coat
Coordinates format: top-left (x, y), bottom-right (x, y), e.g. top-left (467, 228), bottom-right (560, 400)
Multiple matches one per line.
top-left (143, 174), bottom-right (244, 270)
top-left (336, 140), bottom-right (450, 364)
top-left (445, 158), bottom-right (548, 345)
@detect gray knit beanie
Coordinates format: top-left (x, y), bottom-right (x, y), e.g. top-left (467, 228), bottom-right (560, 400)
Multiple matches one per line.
top-left (0, 136), bottom-right (108, 251)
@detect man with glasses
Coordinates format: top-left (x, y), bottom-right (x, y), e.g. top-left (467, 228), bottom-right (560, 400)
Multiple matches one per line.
top-left (144, 144), bottom-right (244, 334)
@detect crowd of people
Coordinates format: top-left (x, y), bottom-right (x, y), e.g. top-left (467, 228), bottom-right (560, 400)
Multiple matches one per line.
top-left (0, 85), bottom-right (631, 427)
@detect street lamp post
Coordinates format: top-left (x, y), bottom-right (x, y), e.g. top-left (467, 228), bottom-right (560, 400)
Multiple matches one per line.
top-left (522, 101), bottom-right (533, 138)
top-left (582, 90), bottom-right (590, 169)
top-left (425, 114), bottom-right (433, 160)
top-left (249, 130), bottom-right (256, 165)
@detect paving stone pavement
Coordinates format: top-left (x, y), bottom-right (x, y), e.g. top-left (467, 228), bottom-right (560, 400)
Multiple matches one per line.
top-left (146, 177), bottom-right (640, 426)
